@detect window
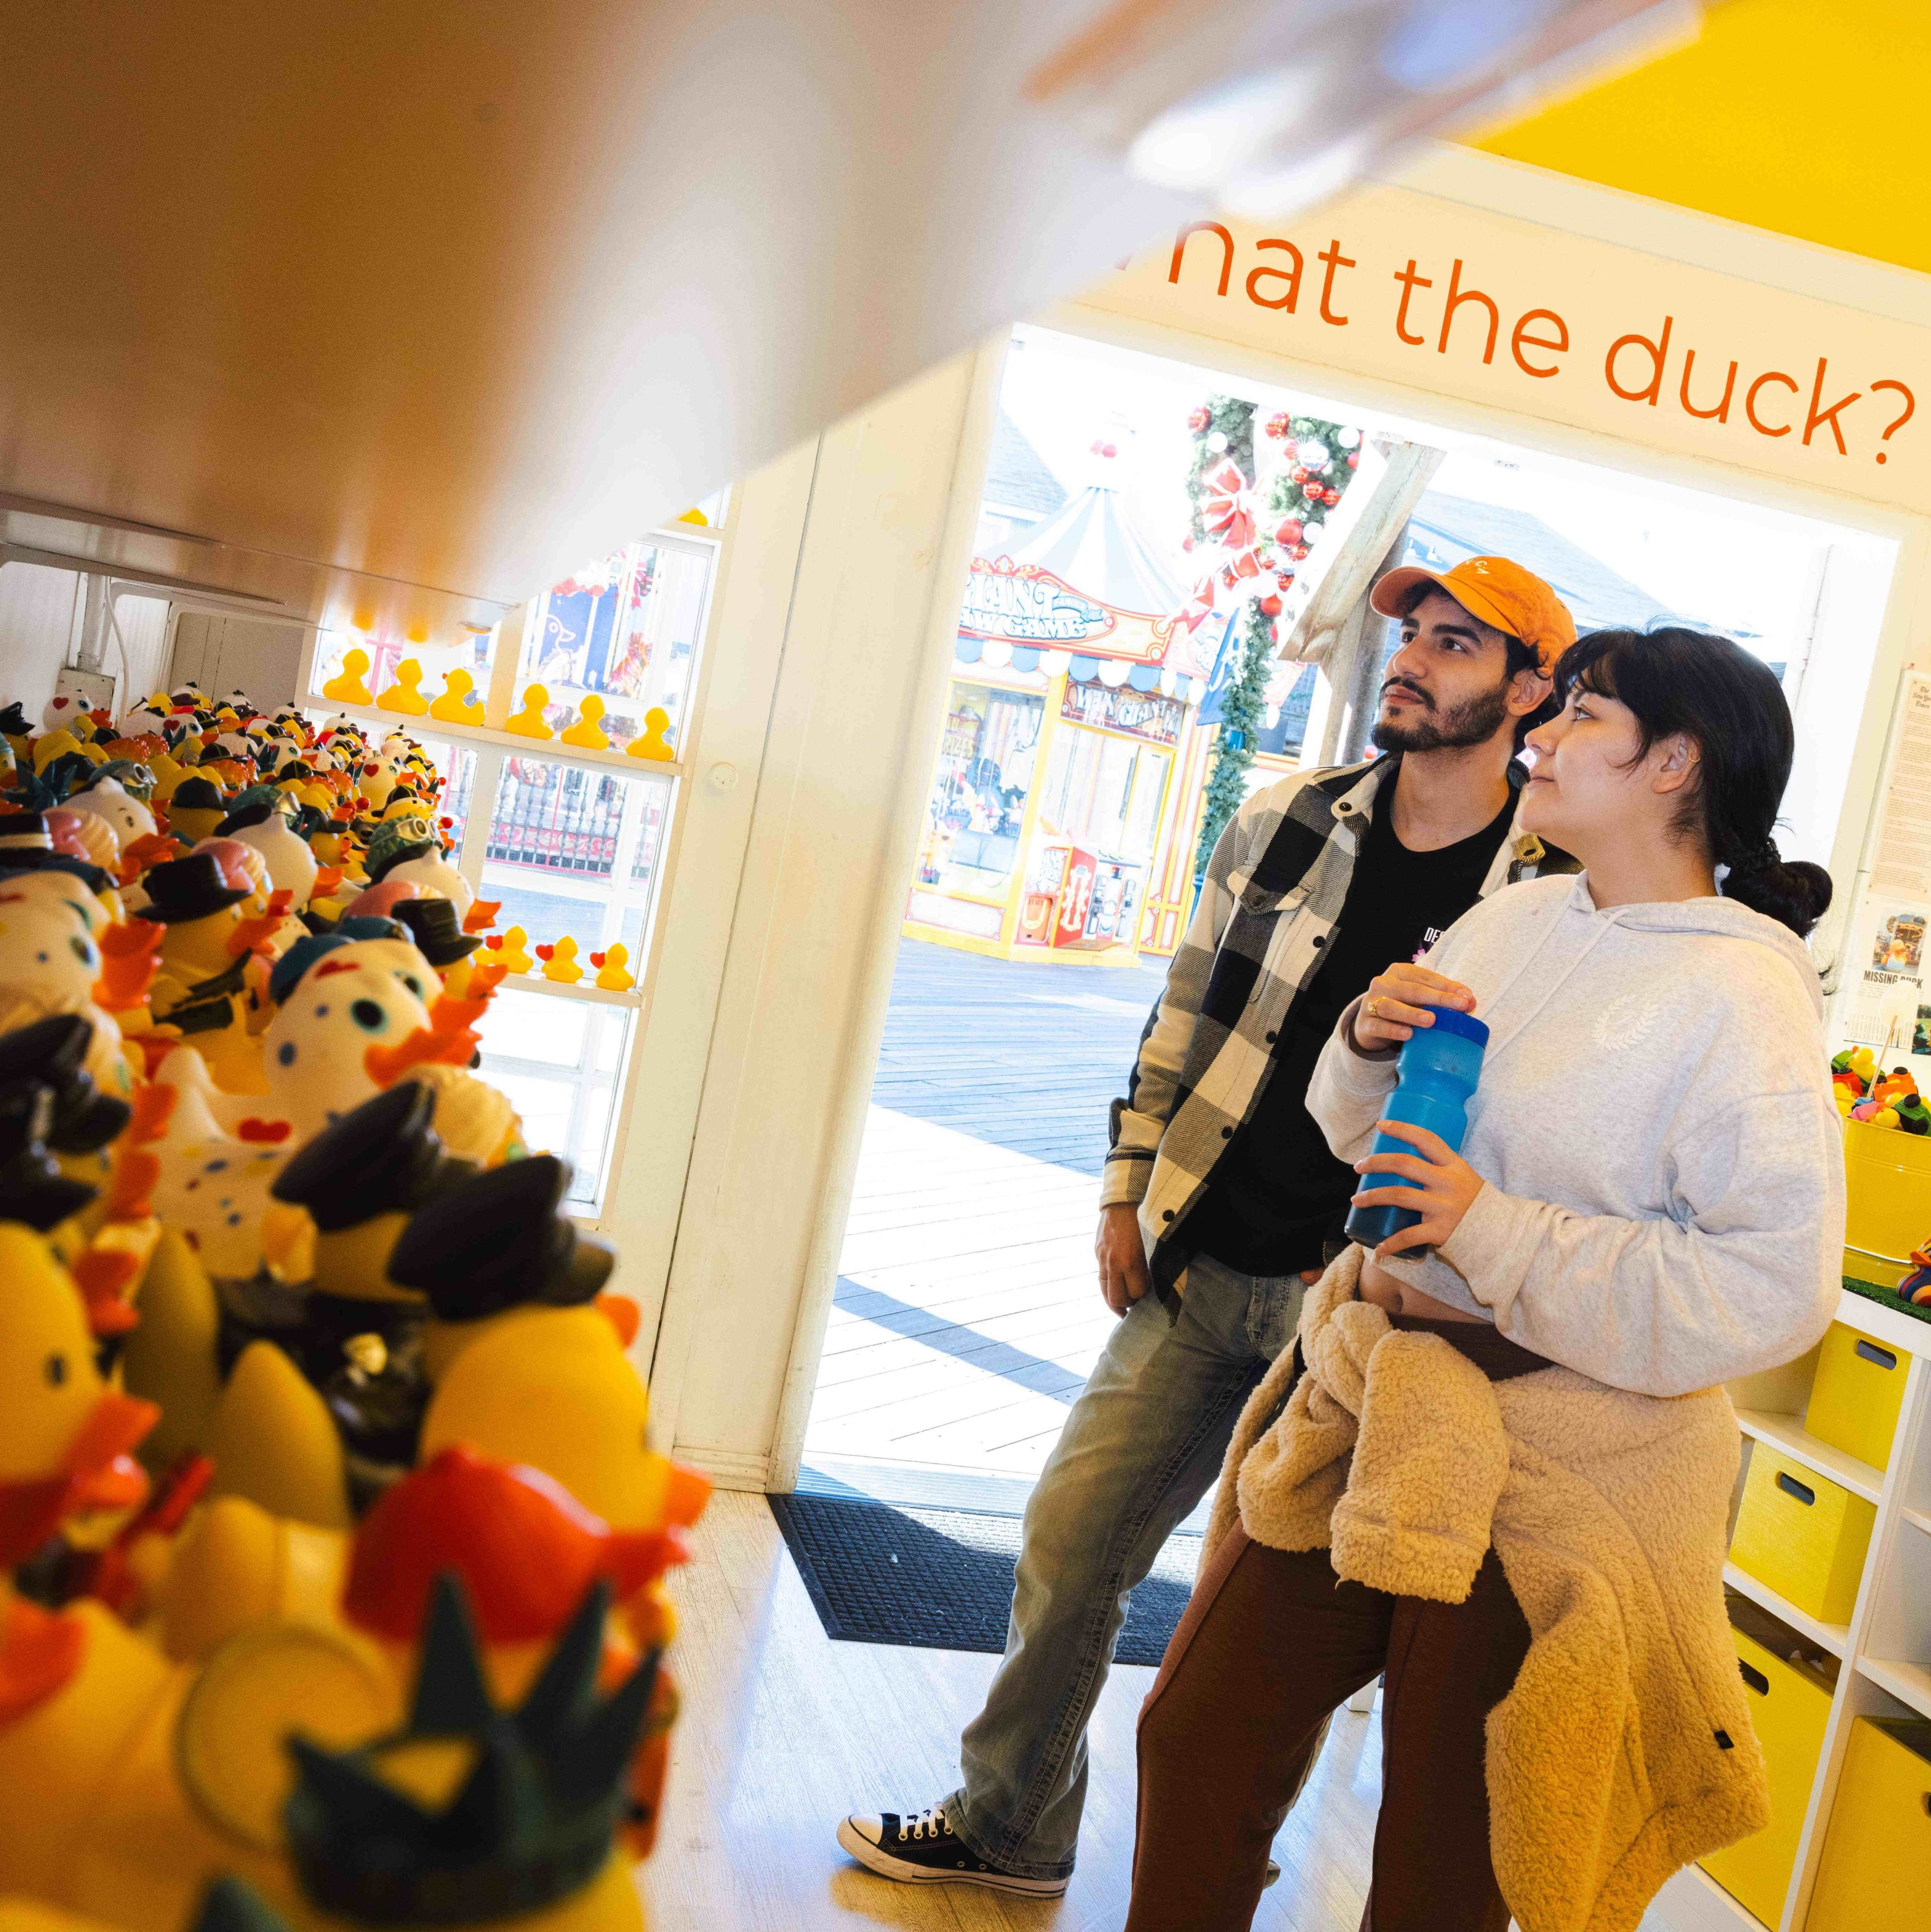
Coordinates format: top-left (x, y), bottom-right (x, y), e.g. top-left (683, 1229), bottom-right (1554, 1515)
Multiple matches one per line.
top-left (296, 518), bottom-right (725, 1221)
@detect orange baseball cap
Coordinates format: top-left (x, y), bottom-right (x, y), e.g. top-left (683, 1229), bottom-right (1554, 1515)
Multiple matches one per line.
top-left (1370, 555), bottom-right (1576, 674)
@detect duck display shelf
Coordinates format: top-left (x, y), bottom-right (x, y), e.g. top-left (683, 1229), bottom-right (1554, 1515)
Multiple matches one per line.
top-left (0, 676), bottom-right (709, 1927)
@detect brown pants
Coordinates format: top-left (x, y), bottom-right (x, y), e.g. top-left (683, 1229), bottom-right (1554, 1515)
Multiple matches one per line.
top-left (1127, 1318), bottom-right (1546, 1932)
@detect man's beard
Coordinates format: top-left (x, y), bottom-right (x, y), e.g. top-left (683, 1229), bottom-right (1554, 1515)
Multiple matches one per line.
top-left (1370, 676), bottom-right (1511, 753)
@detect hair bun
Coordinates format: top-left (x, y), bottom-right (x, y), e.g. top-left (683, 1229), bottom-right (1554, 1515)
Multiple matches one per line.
top-left (1723, 848), bottom-right (1832, 938)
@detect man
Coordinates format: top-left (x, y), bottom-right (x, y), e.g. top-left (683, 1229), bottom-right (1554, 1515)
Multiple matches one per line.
top-left (840, 555), bottom-right (1578, 1895)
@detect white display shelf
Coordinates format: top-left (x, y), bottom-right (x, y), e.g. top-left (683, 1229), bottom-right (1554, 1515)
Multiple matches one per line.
top-left (1904, 1502), bottom-right (1931, 1536)
top-left (1721, 1561), bottom-right (1850, 1658)
top-left (1734, 1407), bottom-right (1884, 1504)
top-left (1856, 1654), bottom-right (1931, 1721)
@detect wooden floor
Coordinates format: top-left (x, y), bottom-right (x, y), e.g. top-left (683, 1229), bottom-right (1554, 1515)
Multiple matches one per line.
top-left (803, 941), bottom-right (1170, 1489)
top-left (642, 1490), bottom-right (1383, 1932)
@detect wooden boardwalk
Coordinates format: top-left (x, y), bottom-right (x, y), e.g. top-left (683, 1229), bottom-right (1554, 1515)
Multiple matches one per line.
top-left (801, 939), bottom-right (1172, 1502)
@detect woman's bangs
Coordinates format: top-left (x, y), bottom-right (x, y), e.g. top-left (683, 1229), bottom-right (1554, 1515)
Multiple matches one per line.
top-left (1556, 635), bottom-right (1623, 704)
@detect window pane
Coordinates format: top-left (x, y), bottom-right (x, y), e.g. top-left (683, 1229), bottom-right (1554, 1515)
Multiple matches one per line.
top-left (516, 539), bottom-right (713, 753)
top-left (475, 986), bottom-right (633, 1212)
top-left (477, 758), bottom-right (675, 958)
top-left (308, 533), bottom-right (713, 753)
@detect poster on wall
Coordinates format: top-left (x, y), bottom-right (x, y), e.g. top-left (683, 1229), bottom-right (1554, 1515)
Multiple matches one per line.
top-left (1837, 672), bottom-right (1931, 1058)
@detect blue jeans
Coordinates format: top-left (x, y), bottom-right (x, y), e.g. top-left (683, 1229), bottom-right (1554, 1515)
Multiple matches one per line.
top-left (944, 1251), bottom-right (1306, 1881)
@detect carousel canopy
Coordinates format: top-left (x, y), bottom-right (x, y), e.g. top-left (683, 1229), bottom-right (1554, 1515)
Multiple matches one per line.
top-left (958, 457), bottom-right (1210, 691)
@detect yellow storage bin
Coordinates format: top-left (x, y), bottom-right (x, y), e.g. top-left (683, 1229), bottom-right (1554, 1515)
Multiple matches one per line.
top-left (1806, 1718), bottom-right (1931, 1932)
top-left (1698, 1609), bottom-right (1833, 1924)
top-left (1844, 1117), bottom-right (1931, 1275)
top-left (1728, 1444), bottom-right (1875, 1625)
top-left (1806, 1321), bottom-right (1907, 1471)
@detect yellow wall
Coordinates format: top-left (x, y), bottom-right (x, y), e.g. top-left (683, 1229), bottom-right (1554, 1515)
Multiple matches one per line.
top-left (1480, 1), bottom-right (1931, 277)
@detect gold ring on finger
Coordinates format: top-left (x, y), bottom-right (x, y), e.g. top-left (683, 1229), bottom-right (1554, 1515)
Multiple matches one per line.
top-left (1366, 997), bottom-right (1380, 1019)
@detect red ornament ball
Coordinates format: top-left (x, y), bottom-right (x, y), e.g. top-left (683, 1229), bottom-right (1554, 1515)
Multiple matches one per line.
top-left (1188, 406), bottom-right (1210, 433)
top-left (1263, 411), bottom-right (1292, 441)
top-left (1346, 452), bottom-right (1360, 469)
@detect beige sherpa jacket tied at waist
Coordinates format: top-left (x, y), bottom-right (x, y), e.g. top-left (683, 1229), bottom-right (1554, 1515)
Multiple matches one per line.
top-left (1204, 1249), bottom-right (1768, 1932)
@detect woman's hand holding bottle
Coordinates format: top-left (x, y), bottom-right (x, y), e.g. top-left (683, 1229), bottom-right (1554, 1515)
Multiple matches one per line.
top-left (1348, 962), bottom-right (1477, 1053)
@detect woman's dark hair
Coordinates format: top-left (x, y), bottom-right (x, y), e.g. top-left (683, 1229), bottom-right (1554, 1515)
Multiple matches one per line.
top-left (1553, 627), bottom-right (1832, 938)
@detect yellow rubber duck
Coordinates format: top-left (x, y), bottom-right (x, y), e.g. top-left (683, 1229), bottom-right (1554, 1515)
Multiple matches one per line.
top-left (591, 943), bottom-right (635, 992)
top-left (505, 685), bottom-right (554, 740)
top-left (375, 659), bottom-right (429, 718)
top-left (427, 666), bottom-right (485, 724)
top-left (538, 935), bottom-right (583, 983)
top-left (624, 706), bottom-right (675, 762)
top-left (560, 694), bottom-right (610, 749)
top-left (486, 923), bottom-right (534, 973)
top-left (319, 649), bottom-right (373, 706)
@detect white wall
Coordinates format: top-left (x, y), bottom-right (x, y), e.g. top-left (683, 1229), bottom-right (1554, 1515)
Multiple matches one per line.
top-left (0, 561), bottom-right (85, 719)
top-left (0, 560), bottom-right (170, 723)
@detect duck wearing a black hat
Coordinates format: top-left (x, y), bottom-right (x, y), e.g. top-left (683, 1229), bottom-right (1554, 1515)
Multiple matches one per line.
top-left (0, 1078), bottom-right (99, 1235)
top-left (141, 852), bottom-right (257, 1041)
top-left (166, 774), bottom-right (228, 844)
top-left (391, 895), bottom-right (480, 975)
top-left (0, 1012), bottom-right (133, 1175)
top-left (197, 1084), bottom-right (481, 1514)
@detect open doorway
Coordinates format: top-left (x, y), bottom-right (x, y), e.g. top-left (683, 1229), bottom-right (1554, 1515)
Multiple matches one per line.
top-left (784, 320), bottom-right (1893, 1593)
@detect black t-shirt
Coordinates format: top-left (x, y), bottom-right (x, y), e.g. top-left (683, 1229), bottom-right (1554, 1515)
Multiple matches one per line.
top-left (1186, 788), bottom-right (1515, 1277)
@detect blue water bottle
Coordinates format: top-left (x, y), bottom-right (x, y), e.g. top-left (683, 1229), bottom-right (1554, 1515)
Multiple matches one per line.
top-left (1344, 1006), bottom-right (1490, 1249)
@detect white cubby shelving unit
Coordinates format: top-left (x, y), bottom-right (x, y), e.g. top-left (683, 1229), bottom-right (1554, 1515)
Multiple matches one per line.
top-left (1642, 1284), bottom-right (1931, 1932)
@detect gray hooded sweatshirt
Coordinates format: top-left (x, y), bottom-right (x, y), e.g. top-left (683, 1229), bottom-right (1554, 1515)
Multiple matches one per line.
top-left (1307, 873), bottom-right (1844, 1397)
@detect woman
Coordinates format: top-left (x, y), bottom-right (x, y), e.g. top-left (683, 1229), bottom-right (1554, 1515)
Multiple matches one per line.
top-left (1127, 628), bottom-right (1842, 1932)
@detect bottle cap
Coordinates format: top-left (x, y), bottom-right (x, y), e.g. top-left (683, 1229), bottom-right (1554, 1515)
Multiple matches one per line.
top-left (1421, 1006), bottom-right (1489, 1048)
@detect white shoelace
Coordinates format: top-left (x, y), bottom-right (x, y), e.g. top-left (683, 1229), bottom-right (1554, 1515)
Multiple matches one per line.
top-left (899, 1808), bottom-right (947, 1842)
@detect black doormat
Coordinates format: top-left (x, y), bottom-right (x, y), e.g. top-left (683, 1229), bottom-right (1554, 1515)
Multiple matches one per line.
top-left (767, 1491), bottom-right (1196, 1665)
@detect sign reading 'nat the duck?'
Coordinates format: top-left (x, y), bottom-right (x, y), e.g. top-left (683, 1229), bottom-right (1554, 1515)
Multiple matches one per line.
top-left (960, 560), bottom-right (1115, 645)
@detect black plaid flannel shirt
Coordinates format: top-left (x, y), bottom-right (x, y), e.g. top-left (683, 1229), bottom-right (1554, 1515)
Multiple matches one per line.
top-left (1102, 753), bottom-right (1574, 1309)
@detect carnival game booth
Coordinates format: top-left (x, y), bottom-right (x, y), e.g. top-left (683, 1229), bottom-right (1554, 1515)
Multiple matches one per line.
top-left (905, 449), bottom-right (1212, 965)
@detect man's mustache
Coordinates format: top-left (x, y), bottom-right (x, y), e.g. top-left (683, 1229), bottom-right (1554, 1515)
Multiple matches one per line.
top-left (1380, 678), bottom-right (1435, 710)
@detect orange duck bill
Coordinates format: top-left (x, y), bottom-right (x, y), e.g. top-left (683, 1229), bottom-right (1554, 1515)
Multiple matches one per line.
top-left (0, 1391), bottom-right (159, 1567)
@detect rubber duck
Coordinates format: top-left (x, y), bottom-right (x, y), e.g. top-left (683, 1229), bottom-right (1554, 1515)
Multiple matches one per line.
top-left (43, 809), bottom-right (119, 877)
top-left (388, 898), bottom-right (479, 982)
top-left (483, 923), bottom-right (534, 974)
top-left (624, 707), bottom-right (675, 762)
top-left (141, 857), bottom-right (279, 1096)
top-left (589, 944), bottom-right (635, 992)
top-left (561, 695), bottom-right (611, 750)
top-left (361, 817), bottom-right (473, 918)
top-left (164, 778), bottom-right (228, 846)
top-left (65, 780), bottom-right (155, 862)
top-left (427, 666), bottom-right (485, 724)
top-left (212, 1575), bottom-right (651, 1932)
top-left (0, 1015), bottom-right (134, 1229)
top-left (320, 649), bottom-right (374, 706)
top-left (505, 685), bottom-right (555, 739)
top-left (537, 935), bottom-right (583, 983)
top-left (397, 1154), bottom-right (710, 1538)
top-left (217, 802), bottom-right (318, 909)
top-left (376, 658), bottom-right (429, 718)
top-left (197, 1085), bottom-right (478, 1526)
top-left (0, 868), bottom-right (109, 1014)
top-left (254, 934), bottom-right (435, 1142)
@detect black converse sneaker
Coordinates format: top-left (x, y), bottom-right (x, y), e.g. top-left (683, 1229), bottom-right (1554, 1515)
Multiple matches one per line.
top-left (836, 1807), bottom-right (1069, 1896)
